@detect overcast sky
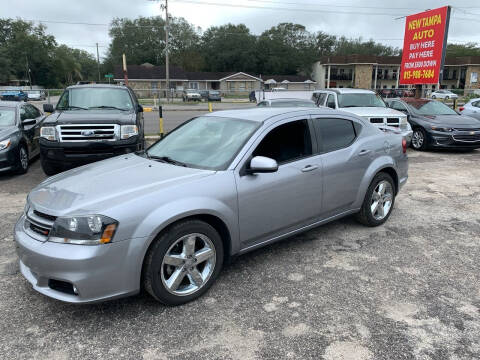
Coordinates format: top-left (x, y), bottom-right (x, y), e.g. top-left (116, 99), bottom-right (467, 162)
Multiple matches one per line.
top-left (4, 0), bottom-right (480, 60)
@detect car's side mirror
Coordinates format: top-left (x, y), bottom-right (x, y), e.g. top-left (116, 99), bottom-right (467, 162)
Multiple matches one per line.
top-left (22, 118), bottom-right (36, 126)
top-left (43, 104), bottom-right (54, 113)
top-left (247, 156), bottom-right (278, 174)
top-left (137, 104), bottom-right (144, 113)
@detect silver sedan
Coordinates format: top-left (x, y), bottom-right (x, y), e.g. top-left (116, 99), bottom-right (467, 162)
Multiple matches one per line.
top-left (460, 98), bottom-right (480, 121)
top-left (15, 108), bottom-right (408, 305)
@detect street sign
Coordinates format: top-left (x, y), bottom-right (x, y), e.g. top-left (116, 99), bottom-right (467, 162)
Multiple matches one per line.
top-left (400, 6), bottom-right (451, 85)
top-left (104, 74), bottom-right (114, 78)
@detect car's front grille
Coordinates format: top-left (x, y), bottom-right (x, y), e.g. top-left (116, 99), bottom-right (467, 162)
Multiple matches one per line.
top-left (57, 124), bottom-right (119, 142)
top-left (368, 117), bottom-right (401, 127)
top-left (453, 134), bottom-right (480, 142)
top-left (453, 128), bottom-right (480, 132)
top-left (24, 208), bottom-right (56, 242)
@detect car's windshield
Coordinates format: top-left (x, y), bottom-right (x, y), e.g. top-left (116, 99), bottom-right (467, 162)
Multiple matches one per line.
top-left (270, 100), bottom-right (316, 107)
top-left (407, 100), bottom-right (458, 115)
top-left (146, 116), bottom-right (259, 170)
top-left (57, 88), bottom-right (134, 111)
top-left (210, 91), bottom-right (220, 95)
top-left (0, 107), bottom-right (16, 127)
top-left (338, 93), bottom-right (386, 108)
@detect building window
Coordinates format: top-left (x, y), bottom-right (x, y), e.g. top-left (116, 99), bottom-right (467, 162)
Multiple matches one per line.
top-left (189, 82), bottom-right (199, 89)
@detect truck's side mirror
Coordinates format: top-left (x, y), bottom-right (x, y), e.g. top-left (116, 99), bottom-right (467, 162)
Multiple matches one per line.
top-left (137, 104), bottom-right (144, 113)
top-left (43, 104), bottom-right (54, 113)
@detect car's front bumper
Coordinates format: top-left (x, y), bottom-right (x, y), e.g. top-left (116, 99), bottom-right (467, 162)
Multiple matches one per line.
top-left (40, 137), bottom-right (140, 170)
top-left (427, 130), bottom-right (480, 149)
top-left (15, 214), bottom-right (146, 304)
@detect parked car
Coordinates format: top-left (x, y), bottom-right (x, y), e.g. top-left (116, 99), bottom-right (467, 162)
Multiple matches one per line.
top-left (459, 98), bottom-right (480, 121)
top-left (378, 89), bottom-right (393, 98)
top-left (257, 98), bottom-right (317, 107)
top-left (198, 90), bottom-right (209, 101)
top-left (386, 97), bottom-right (480, 151)
top-left (27, 90), bottom-right (46, 101)
top-left (15, 107), bottom-right (408, 305)
top-left (313, 88), bottom-right (413, 144)
top-left (0, 101), bottom-right (45, 174)
top-left (394, 89), bottom-right (415, 98)
top-left (1, 90), bottom-right (28, 102)
top-left (431, 89), bottom-right (458, 100)
top-left (207, 90), bottom-right (221, 102)
top-left (40, 84), bottom-right (145, 175)
top-left (182, 89), bottom-right (202, 102)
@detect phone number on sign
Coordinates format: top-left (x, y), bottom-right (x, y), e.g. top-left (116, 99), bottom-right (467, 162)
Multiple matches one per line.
top-left (403, 69), bottom-right (435, 80)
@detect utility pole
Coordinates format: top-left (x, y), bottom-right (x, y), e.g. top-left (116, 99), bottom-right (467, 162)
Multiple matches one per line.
top-left (96, 43), bottom-right (101, 82)
top-left (160, 0), bottom-right (170, 102)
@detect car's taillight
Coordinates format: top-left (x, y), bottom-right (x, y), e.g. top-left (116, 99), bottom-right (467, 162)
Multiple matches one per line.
top-left (402, 138), bottom-right (407, 154)
top-left (459, 107), bottom-right (464, 112)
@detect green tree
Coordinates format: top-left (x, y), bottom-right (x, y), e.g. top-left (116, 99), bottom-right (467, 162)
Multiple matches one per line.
top-left (334, 37), bottom-right (400, 56)
top-left (446, 42), bottom-right (480, 57)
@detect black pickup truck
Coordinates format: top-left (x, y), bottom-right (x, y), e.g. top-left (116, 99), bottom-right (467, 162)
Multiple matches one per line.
top-left (40, 84), bottom-right (145, 175)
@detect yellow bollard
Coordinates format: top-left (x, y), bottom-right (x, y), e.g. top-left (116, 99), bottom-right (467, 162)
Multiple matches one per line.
top-left (208, 102), bottom-right (213, 112)
top-left (159, 106), bottom-right (164, 138)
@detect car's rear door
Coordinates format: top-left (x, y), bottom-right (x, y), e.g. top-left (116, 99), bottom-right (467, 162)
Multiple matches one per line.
top-left (311, 116), bottom-right (370, 217)
top-left (235, 116), bottom-right (323, 248)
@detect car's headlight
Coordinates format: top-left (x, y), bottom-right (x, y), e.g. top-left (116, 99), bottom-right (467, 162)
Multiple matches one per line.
top-left (40, 127), bottom-right (57, 141)
top-left (120, 125), bottom-right (138, 139)
top-left (49, 215), bottom-right (118, 245)
top-left (0, 138), bottom-right (11, 150)
top-left (431, 126), bottom-right (453, 132)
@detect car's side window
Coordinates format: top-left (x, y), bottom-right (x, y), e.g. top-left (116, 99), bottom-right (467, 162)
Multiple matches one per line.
top-left (326, 94), bottom-right (336, 109)
top-left (472, 101), bottom-right (480, 108)
top-left (19, 106), bottom-right (28, 121)
top-left (27, 104), bottom-right (40, 118)
top-left (390, 101), bottom-right (408, 113)
top-left (257, 101), bottom-right (267, 107)
top-left (57, 91), bottom-right (69, 109)
top-left (317, 93), bottom-right (327, 106)
top-left (252, 119), bottom-right (312, 165)
top-left (313, 118), bottom-right (357, 153)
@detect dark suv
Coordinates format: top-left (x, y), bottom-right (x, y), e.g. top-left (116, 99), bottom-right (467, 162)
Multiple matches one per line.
top-left (40, 84), bottom-right (145, 175)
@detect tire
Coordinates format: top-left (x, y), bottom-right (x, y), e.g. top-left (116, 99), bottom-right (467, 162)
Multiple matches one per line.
top-left (355, 172), bottom-right (396, 227)
top-left (411, 127), bottom-right (428, 151)
top-left (16, 144), bottom-right (29, 174)
top-left (432, 95), bottom-right (436, 99)
top-left (445, 96), bottom-right (449, 100)
top-left (40, 157), bottom-right (61, 176)
top-left (143, 219), bottom-right (224, 305)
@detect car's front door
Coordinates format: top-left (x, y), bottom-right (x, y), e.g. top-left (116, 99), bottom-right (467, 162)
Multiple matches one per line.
top-left (26, 104), bottom-right (43, 157)
top-left (19, 105), bottom-right (37, 157)
top-left (311, 116), bottom-right (370, 217)
top-left (235, 117), bottom-right (323, 248)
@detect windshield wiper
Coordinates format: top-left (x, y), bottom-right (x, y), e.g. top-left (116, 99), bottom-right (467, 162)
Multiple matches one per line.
top-left (89, 106), bottom-right (129, 111)
top-left (147, 154), bottom-right (188, 167)
top-left (59, 106), bottom-right (88, 110)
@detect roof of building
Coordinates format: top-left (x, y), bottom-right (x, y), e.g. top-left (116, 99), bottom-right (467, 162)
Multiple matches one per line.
top-left (313, 88), bottom-right (374, 95)
top-left (262, 74), bottom-right (315, 83)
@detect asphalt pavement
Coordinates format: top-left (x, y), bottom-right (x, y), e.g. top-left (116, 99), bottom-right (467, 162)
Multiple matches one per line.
top-left (1, 149), bottom-right (480, 359)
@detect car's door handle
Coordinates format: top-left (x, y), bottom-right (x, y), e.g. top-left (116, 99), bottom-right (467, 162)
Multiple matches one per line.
top-left (358, 149), bottom-right (372, 156)
top-left (301, 165), bottom-right (318, 172)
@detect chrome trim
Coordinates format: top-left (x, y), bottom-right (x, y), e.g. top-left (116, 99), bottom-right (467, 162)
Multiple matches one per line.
top-left (56, 124), bottom-right (120, 142)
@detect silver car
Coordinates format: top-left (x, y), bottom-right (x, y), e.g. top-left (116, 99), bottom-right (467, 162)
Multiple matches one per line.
top-left (15, 108), bottom-right (408, 305)
top-left (459, 98), bottom-right (480, 121)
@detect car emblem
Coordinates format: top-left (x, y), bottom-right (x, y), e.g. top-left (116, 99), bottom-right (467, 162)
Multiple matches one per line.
top-left (470, 131), bottom-right (475, 135)
top-left (81, 130), bottom-right (95, 136)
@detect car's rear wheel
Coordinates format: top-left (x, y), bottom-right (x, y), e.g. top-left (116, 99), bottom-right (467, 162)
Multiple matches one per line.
top-left (411, 127), bottom-right (427, 150)
top-left (143, 220), bottom-right (223, 305)
top-left (16, 145), bottom-right (29, 174)
top-left (355, 172), bottom-right (395, 227)
top-left (445, 96), bottom-right (449, 100)
top-left (432, 95), bottom-right (436, 99)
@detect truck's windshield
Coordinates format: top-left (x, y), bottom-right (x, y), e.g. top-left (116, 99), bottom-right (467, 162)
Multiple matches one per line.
top-left (57, 88), bottom-right (134, 111)
top-left (338, 93), bottom-right (386, 108)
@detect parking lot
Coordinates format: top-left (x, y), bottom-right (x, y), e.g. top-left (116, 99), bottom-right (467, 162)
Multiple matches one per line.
top-left (1, 148), bottom-right (479, 359)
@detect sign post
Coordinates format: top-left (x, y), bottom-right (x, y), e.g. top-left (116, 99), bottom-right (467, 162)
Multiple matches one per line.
top-left (104, 74), bottom-right (114, 84)
top-left (399, 6), bottom-right (451, 98)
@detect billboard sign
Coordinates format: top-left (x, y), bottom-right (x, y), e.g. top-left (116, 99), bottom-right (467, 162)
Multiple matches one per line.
top-left (400, 6), bottom-right (451, 85)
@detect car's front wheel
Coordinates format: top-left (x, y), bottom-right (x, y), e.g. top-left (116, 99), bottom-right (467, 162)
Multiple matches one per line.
top-left (411, 127), bottom-right (427, 150)
top-left (16, 144), bottom-right (29, 174)
top-left (432, 95), bottom-right (436, 99)
top-left (355, 172), bottom-right (395, 227)
top-left (143, 219), bottom-right (224, 305)
top-left (40, 158), bottom-right (62, 176)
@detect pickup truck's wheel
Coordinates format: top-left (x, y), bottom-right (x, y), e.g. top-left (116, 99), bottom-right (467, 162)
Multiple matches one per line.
top-left (16, 145), bottom-right (29, 174)
top-left (411, 127), bottom-right (427, 150)
top-left (40, 158), bottom-right (61, 176)
top-left (143, 220), bottom-right (223, 305)
top-left (355, 172), bottom-right (395, 227)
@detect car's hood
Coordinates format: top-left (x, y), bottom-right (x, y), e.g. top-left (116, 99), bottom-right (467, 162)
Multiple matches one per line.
top-left (28, 154), bottom-right (215, 215)
top-left (340, 107), bottom-right (406, 118)
top-left (0, 126), bottom-right (18, 140)
top-left (416, 114), bottom-right (480, 126)
top-left (43, 110), bottom-right (136, 125)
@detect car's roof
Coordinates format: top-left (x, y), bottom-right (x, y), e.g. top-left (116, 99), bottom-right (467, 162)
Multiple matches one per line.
top-left (313, 88), bottom-right (374, 95)
top-left (202, 107), bottom-right (334, 122)
top-left (66, 84), bottom-right (129, 90)
top-left (268, 98), bottom-right (315, 102)
top-left (0, 101), bottom-right (21, 108)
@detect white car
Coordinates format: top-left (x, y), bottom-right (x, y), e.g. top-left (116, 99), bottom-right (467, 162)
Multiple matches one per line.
top-left (459, 97), bottom-right (480, 120)
top-left (27, 90), bottom-right (46, 101)
top-left (312, 88), bottom-right (413, 144)
top-left (431, 90), bottom-right (458, 100)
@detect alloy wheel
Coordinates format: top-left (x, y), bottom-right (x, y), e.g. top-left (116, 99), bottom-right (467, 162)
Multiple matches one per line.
top-left (161, 233), bottom-right (216, 296)
top-left (370, 180), bottom-right (393, 221)
top-left (411, 130), bottom-right (424, 149)
top-left (20, 147), bottom-right (28, 170)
